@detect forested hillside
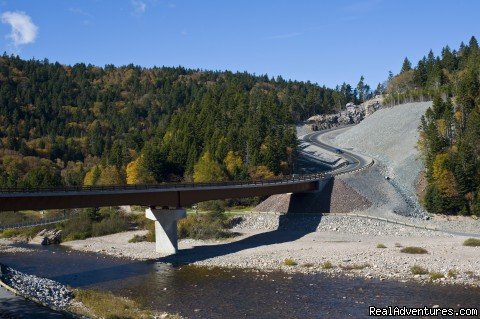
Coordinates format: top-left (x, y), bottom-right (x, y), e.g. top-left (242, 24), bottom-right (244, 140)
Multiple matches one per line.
top-left (387, 37), bottom-right (480, 216)
top-left (0, 54), bottom-right (356, 187)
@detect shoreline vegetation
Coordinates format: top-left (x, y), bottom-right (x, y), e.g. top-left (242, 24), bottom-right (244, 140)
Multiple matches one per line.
top-left (0, 263), bottom-right (182, 319)
top-left (0, 202), bottom-right (246, 244)
top-left (69, 288), bottom-right (182, 319)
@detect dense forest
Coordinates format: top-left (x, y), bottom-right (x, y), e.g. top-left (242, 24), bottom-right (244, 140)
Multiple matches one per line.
top-left (0, 54), bottom-right (365, 188)
top-left (387, 36), bottom-right (480, 216)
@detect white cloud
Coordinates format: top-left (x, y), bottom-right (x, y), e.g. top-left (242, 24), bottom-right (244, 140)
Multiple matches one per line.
top-left (131, 0), bottom-right (146, 15)
top-left (1, 11), bottom-right (38, 47)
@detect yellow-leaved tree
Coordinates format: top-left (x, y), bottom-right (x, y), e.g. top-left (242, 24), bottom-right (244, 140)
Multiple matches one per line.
top-left (83, 166), bottom-right (100, 186)
top-left (223, 151), bottom-right (243, 177)
top-left (248, 166), bottom-right (275, 180)
top-left (193, 151), bottom-right (226, 182)
top-left (97, 165), bottom-right (124, 186)
top-left (125, 157), bottom-right (155, 185)
top-left (432, 153), bottom-right (458, 198)
top-left (126, 158), bottom-right (141, 185)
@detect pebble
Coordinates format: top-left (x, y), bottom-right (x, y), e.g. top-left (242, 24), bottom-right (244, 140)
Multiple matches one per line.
top-left (0, 264), bottom-right (72, 309)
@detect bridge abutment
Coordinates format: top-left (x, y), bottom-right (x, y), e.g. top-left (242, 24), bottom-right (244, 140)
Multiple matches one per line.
top-left (145, 207), bottom-right (186, 254)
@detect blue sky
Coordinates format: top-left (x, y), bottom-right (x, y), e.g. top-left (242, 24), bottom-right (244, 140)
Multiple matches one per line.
top-left (0, 0), bottom-right (479, 88)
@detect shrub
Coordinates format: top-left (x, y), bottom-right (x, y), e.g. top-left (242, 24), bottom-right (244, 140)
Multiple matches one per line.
top-left (447, 269), bottom-right (458, 278)
top-left (410, 265), bottom-right (428, 275)
top-left (177, 214), bottom-right (232, 240)
top-left (376, 244), bottom-right (387, 248)
top-left (197, 200), bottom-right (226, 213)
top-left (400, 246), bottom-right (428, 254)
top-left (301, 263), bottom-right (314, 268)
top-left (92, 216), bottom-right (129, 237)
top-left (61, 213), bottom-right (93, 241)
top-left (60, 208), bottom-right (129, 242)
top-left (340, 263), bottom-right (371, 270)
top-left (394, 243), bottom-right (403, 247)
top-left (463, 238), bottom-right (480, 247)
top-left (128, 234), bottom-right (147, 243)
top-left (283, 258), bottom-right (297, 266)
top-left (429, 272), bottom-right (444, 280)
top-left (321, 261), bottom-right (333, 269)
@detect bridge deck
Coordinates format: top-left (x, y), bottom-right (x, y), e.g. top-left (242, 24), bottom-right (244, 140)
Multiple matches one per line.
top-left (0, 175), bottom-right (326, 211)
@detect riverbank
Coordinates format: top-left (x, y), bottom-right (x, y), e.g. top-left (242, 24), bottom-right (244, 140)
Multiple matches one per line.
top-left (0, 262), bottom-right (182, 319)
top-left (57, 213), bottom-right (480, 287)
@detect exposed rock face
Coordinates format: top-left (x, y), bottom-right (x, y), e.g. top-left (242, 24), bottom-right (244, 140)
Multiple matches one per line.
top-left (306, 97), bottom-right (382, 131)
top-left (30, 229), bottom-right (62, 245)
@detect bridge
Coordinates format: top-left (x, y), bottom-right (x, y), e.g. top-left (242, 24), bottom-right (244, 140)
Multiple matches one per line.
top-left (0, 129), bottom-right (372, 255)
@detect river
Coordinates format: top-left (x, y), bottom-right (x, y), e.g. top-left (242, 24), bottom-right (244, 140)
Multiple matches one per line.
top-left (1, 245), bottom-right (479, 318)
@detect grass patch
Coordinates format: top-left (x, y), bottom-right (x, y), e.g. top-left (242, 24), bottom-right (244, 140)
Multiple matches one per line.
top-left (463, 238), bottom-right (480, 247)
top-left (70, 289), bottom-right (181, 319)
top-left (400, 246), bottom-right (428, 254)
top-left (410, 265), bottom-right (428, 275)
top-left (0, 225), bottom-right (50, 240)
top-left (429, 272), bottom-right (444, 280)
top-left (283, 258), bottom-right (297, 266)
top-left (340, 263), bottom-right (371, 270)
top-left (447, 269), bottom-right (458, 278)
top-left (376, 244), bottom-right (387, 248)
top-left (321, 261), bottom-right (333, 269)
top-left (128, 234), bottom-right (147, 243)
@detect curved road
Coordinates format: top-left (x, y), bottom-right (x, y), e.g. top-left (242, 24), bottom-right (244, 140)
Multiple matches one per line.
top-left (302, 126), bottom-right (371, 174)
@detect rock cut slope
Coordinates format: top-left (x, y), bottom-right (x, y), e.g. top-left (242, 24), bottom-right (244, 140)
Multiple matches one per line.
top-left (319, 102), bottom-right (431, 218)
top-left (332, 102), bottom-right (431, 195)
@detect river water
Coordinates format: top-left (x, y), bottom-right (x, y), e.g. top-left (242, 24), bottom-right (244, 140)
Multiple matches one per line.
top-left (1, 245), bottom-right (479, 319)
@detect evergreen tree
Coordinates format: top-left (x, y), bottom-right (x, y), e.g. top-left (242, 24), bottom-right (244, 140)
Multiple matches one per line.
top-left (400, 57), bottom-right (412, 73)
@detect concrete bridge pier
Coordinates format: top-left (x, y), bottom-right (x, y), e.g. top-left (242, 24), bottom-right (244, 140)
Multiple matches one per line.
top-left (145, 207), bottom-right (186, 254)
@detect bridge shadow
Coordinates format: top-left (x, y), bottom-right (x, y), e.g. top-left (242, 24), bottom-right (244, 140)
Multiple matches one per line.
top-left (4, 179), bottom-right (334, 288)
top-left (157, 178), bottom-right (335, 265)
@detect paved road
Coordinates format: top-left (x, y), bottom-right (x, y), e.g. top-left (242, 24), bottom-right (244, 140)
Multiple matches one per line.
top-left (302, 127), bottom-right (371, 174)
top-left (0, 286), bottom-right (69, 319)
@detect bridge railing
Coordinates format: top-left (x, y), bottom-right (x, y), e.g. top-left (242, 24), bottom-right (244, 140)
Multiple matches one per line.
top-left (0, 171), bottom-right (330, 194)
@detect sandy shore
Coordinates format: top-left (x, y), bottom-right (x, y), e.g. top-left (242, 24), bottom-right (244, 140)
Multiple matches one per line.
top-left (59, 214), bottom-right (480, 287)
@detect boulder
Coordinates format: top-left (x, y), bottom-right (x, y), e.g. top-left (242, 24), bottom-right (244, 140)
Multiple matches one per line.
top-left (304, 97), bottom-right (383, 132)
top-left (30, 229), bottom-right (62, 245)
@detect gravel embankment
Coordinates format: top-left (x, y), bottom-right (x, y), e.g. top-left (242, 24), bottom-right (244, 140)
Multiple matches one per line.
top-left (252, 178), bottom-right (371, 214)
top-left (319, 102), bottom-right (432, 219)
top-left (232, 214), bottom-right (449, 237)
top-left (0, 264), bottom-right (73, 310)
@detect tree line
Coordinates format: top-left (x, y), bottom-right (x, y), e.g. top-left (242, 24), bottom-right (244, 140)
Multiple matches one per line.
top-left (0, 54), bottom-right (367, 188)
top-left (387, 36), bottom-right (480, 216)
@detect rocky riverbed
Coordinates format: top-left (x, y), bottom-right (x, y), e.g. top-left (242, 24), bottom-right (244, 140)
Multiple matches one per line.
top-left (0, 264), bottom-right (73, 310)
top-left (57, 213), bottom-right (480, 287)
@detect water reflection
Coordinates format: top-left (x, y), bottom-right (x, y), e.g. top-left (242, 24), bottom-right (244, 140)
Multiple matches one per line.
top-left (1, 247), bottom-right (480, 319)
